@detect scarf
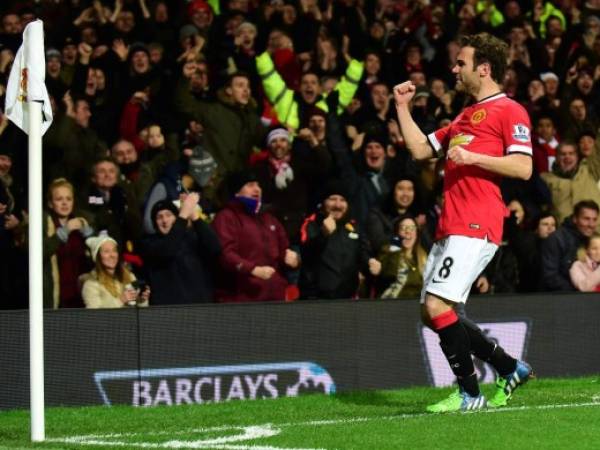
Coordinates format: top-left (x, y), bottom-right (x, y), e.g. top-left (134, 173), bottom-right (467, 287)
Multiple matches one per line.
top-left (237, 196), bottom-right (261, 215)
top-left (269, 155), bottom-right (294, 189)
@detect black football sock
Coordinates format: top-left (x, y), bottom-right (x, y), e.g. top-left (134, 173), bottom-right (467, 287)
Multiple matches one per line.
top-left (432, 310), bottom-right (479, 397)
top-left (460, 316), bottom-right (517, 377)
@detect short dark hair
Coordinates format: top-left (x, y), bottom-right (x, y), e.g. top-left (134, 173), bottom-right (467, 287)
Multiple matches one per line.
top-left (225, 72), bottom-right (250, 87)
top-left (574, 200), bottom-right (600, 216)
top-left (459, 33), bottom-right (509, 84)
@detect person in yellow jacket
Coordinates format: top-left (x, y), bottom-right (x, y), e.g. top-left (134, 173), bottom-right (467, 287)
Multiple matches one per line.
top-left (256, 50), bottom-right (363, 132)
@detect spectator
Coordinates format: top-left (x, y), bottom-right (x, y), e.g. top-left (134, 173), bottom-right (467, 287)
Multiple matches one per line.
top-left (541, 140), bottom-right (600, 231)
top-left (569, 234), bottom-right (600, 292)
top-left (252, 126), bottom-right (331, 243)
top-left (299, 180), bottom-right (373, 300)
top-left (365, 176), bottom-right (427, 257)
top-left (81, 157), bottom-right (141, 246)
top-left (141, 194), bottom-right (221, 304)
top-left (174, 72), bottom-right (265, 177)
top-left (255, 49), bottom-right (363, 132)
top-left (81, 234), bottom-right (150, 309)
top-left (531, 114), bottom-right (559, 174)
top-left (43, 178), bottom-right (94, 309)
top-left (507, 211), bottom-right (557, 292)
top-left (43, 92), bottom-right (108, 192)
top-left (541, 200), bottom-right (599, 291)
top-left (212, 170), bottom-right (300, 302)
top-left (374, 215), bottom-right (428, 299)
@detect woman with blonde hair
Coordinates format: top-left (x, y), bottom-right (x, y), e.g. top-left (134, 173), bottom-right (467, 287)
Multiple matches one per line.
top-left (569, 234), bottom-right (600, 292)
top-left (44, 177), bottom-right (94, 308)
top-left (374, 215), bottom-right (428, 299)
top-left (81, 234), bottom-right (150, 308)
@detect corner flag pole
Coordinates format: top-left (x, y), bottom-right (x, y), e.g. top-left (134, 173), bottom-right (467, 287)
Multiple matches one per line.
top-left (5, 19), bottom-right (54, 442)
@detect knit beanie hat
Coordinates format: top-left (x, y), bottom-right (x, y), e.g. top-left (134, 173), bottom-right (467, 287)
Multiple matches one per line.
top-left (86, 234), bottom-right (118, 262)
top-left (151, 200), bottom-right (179, 226)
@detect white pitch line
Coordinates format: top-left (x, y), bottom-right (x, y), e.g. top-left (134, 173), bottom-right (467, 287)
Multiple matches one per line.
top-left (46, 400), bottom-right (600, 449)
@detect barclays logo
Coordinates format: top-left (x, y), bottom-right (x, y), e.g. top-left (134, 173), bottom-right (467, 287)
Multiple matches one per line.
top-left (94, 362), bottom-right (336, 407)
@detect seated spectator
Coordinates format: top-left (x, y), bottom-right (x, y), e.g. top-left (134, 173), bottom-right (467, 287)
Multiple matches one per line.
top-left (81, 234), bottom-right (150, 309)
top-left (541, 141), bottom-right (600, 231)
top-left (299, 180), bottom-right (373, 299)
top-left (374, 215), bottom-right (428, 299)
top-left (43, 178), bottom-right (94, 309)
top-left (212, 170), bottom-right (300, 302)
top-left (569, 234), bottom-right (600, 292)
top-left (141, 193), bottom-right (221, 304)
top-left (541, 200), bottom-right (599, 291)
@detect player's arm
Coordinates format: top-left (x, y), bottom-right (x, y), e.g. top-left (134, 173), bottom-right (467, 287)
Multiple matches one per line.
top-left (393, 82), bottom-right (435, 160)
top-left (447, 149), bottom-right (533, 180)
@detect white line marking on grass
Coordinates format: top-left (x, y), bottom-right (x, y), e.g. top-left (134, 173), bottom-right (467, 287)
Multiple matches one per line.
top-left (47, 401), bottom-right (600, 449)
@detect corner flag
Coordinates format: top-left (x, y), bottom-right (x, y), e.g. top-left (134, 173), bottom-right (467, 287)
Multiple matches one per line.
top-left (5, 19), bottom-right (53, 443)
top-left (6, 19), bottom-right (53, 135)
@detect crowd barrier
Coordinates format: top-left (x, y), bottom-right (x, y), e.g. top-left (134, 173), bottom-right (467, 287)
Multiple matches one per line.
top-left (1, 293), bottom-right (599, 410)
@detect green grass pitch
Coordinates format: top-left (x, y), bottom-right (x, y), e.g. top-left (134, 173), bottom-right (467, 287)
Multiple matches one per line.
top-left (1, 376), bottom-right (600, 449)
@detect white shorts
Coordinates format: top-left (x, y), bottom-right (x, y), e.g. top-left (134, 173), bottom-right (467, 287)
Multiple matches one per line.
top-left (420, 235), bottom-right (498, 304)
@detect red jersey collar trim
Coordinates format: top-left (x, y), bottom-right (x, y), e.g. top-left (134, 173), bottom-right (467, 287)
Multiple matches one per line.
top-left (476, 92), bottom-right (506, 104)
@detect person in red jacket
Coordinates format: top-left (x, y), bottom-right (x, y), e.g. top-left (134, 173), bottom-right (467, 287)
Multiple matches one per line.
top-left (212, 170), bottom-right (300, 302)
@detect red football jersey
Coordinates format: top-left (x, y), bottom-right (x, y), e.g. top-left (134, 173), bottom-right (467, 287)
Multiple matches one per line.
top-left (427, 93), bottom-right (532, 244)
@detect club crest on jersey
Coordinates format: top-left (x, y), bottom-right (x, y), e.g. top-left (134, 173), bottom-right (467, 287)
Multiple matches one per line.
top-left (449, 133), bottom-right (474, 148)
top-left (512, 124), bottom-right (530, 143)
top-left (470, 108), bottom-right (486, 125)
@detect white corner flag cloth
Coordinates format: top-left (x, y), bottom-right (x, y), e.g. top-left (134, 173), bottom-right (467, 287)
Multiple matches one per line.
top-left (5, 19), bottom-right (53, 135)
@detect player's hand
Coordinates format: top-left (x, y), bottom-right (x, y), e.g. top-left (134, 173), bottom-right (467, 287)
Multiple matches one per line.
top-left (447, 145), bottom-right (478, 165)
top-left (393, 81), bottom-right (416, 107)
top-left (368, 258), bottom-right (382, 276)
top-left (322, 213), bottom-right (336, 235)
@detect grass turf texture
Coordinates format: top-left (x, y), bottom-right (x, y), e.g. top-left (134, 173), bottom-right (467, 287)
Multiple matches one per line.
top-left (1, 377), bottom-right (600, 449)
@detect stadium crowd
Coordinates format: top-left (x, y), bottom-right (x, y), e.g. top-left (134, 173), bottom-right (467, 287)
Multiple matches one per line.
top-left (0, 0), bottom-right (599, 309)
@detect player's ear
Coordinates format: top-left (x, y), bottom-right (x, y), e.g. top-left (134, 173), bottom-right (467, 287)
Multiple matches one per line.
top-left (479, 62), bottom-right (491, 77)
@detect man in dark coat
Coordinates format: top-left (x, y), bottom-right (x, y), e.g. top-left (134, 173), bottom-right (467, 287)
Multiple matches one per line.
top-left (299, 180), bottom-right (374, 299)
top-left (541, 200), bottom-right (599, 291)
top-left (141, 194), bottom-right (221, 304)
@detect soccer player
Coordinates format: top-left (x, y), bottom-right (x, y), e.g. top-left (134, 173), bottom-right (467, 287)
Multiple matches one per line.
top-left (393, 33), bottom-right (534, 412)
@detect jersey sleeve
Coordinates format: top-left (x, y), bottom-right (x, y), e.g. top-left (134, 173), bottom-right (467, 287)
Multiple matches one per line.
top-left (427, 124), bottom-right (451, 158)
top-left (502, 103), bottom-right (533, 156)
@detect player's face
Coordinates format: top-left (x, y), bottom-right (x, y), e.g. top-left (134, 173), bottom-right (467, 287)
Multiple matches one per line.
top-left (536, 216), bottom-right (556, 239)
top-left (452, 46), bottom-right (481, 95)
top-left (587, 237), bottom-right (600, 263)
top-left (324, 195), bottom-right (348, 220)
top-left (573, 207), bottom-right (599, 238)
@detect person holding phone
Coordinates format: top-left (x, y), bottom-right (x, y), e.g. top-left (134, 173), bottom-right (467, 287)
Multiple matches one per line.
top-left (81, 234), bottom-right (150, 308)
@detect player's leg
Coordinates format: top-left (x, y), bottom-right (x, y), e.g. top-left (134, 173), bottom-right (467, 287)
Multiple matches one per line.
top-left (420, 237), bottom-right (490, 412)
